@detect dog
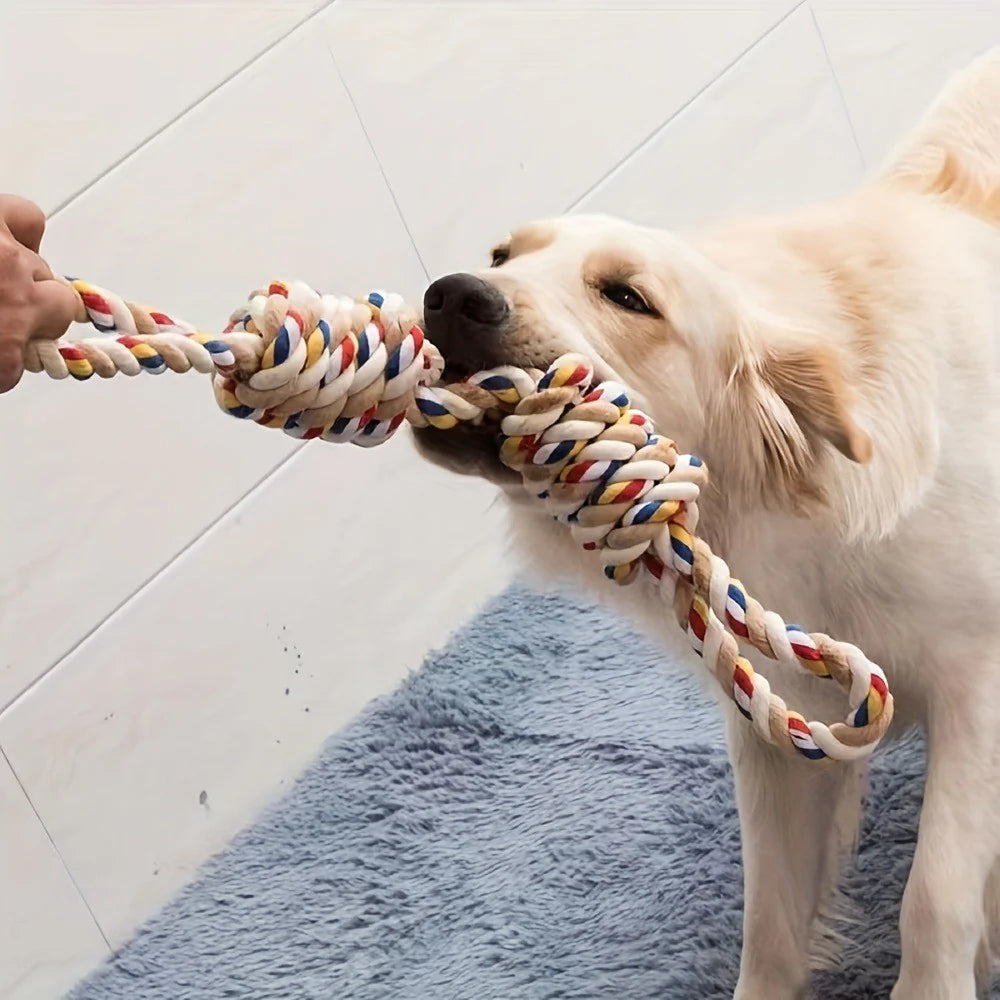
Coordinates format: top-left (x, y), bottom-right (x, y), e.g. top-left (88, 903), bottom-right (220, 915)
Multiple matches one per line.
top-left (415, 50), bottom-right (1000, 999)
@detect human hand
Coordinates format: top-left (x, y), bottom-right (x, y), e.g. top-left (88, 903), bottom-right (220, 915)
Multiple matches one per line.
top-left (0, 195), bottom-right (79, 393)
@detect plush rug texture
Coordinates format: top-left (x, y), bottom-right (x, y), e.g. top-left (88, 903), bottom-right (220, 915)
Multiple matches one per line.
top-left (71, 583), bottom-right (937, 999)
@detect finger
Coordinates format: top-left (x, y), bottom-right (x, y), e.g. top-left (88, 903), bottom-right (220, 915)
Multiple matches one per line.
top-left (26, 247), bottom-right (76, 310)
top-left (30, 279), bottom-right (80, 341)
top-left (0, 337), bottom-right (26, 394)
top-left (0, 194), bottom-right (47, 252)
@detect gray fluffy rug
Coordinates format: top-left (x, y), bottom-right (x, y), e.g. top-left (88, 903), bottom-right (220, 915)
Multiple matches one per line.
top-left (71, 583), bottom-right (932, 1000)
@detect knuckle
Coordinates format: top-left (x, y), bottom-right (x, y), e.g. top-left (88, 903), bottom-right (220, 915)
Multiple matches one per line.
top-left (0, 247), bottom-right (33, 302)
top-left (0, 238), bottom-right (20, 268)
top-left (21, 205), bottom-right (45, 248)
top-left (0, 195), bottom-right (46, 248)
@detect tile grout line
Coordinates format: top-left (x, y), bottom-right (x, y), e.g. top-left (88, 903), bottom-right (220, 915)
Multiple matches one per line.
top-left (0, 445), bottom-right (307, 720)
top-left (809, 0), bottom-right (867, 170)
top-left (0, 744), bottom-right (114, 954)
top-left (325, 40), bottom-right (432, 284)
top-left (48, 0), bottom-right (341, 222)
top-left (566, 0), bottom-right (808, 212)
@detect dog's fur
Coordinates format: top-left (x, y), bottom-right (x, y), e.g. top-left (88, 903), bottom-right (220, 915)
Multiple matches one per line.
top-left (418, 50), bottom-right (1000, 997)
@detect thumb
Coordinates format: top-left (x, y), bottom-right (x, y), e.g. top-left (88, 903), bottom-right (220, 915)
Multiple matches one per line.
top-left (30, 277), bottom-right (80, 341)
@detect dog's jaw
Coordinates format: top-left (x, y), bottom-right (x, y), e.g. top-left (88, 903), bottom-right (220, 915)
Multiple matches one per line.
top-left (411, 421), bottom-right (521, 487)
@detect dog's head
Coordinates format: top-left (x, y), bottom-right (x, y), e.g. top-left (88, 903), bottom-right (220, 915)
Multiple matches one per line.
top-left (416, 213), bottom-right (872, 509)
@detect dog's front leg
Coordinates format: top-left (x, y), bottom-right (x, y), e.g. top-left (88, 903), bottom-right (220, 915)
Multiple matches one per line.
top-left (892, 681), bottom-right (1000, 1000)
top-left (727, 711), bottom-right (864, 1000)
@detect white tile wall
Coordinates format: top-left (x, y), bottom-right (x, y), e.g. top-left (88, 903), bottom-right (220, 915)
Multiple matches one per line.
top-left (1, 0), bottom-right (323, 213)
top-left (326, 0), bottom-right (797, 274)
top-left (813, 0), bottom-right (1000, 168)
top-left (579, 4), bottom-right (864, 226)
top-left (2, 2), bottom-right (998, 996)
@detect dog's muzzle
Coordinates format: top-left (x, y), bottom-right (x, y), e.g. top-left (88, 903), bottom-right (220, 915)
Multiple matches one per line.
top-left (422, 272), bottom-right (510, 375)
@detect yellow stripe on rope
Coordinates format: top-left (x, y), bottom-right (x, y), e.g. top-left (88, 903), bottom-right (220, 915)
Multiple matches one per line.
top-left (546, 363), bottom-right (584, 388)
top-left (669, 521), bottom-right (694, 553)
top-left (424, 411), bottom-right (460, 430)
top-left (646, 500), bottom-right (680, 522)
top-left (305, 327), bottom-right (327, 368)
top-left (801, 656), bottom-right (832, 679)
top-left (492, 386), bottom-right (522, 405)
top-left (261, 340), bottom-right (278, 371)
top-left (129, 342), bottom-right (160, 361)
top-left (217, 384), bottom-right (241, 410)
top-left (65, 357), bottom-right (93, 379)
top-left (867, 684), bottom-right (886, 720)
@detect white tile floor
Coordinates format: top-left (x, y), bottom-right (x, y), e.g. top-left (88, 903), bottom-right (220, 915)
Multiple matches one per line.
top-left (1, 2), bottom-right (997, 997)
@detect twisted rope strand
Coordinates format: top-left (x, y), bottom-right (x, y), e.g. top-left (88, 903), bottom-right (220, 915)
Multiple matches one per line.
top-left (26, 279), bottom-right (539, 442)
top-left (29, 277), bottom-right (893, 761)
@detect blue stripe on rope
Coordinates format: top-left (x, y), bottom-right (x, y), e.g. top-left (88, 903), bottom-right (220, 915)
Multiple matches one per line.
top-left (416, 397), bottom-right (450, 417)
top-left (541, 440), bottom-right (576, 464)
top-left (476, 374), bottom-right (514, 391)
top-left (671, 536), bottom-right (694, 567)
top-left (385, 345), bottom-right (402, 380)
top-left (853, 700), bottom-right (870, 728)
top-left (356, 330), bottom-right (372, 366)
top-left (316, 319), bottom-right (331, 349)
top-left (628, 501), bottom-right (660, 525)
top-left (273, 328), bottom-right (291, 366)
top-left (137, 353), bottom-right (164, 371)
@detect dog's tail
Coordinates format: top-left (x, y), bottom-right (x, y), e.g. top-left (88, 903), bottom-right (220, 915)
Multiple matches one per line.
top-left (881, 47), bottom-right (1000, 228)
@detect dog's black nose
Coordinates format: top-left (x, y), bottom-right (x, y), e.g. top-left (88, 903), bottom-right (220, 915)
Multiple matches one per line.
top-left (422, 273), bottom-right (509, 371)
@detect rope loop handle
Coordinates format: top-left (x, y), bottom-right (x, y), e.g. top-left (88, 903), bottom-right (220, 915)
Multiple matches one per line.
top-left (26, 278), bottom-right (894, 761)
top-left (499, 355), bottom-right (893, 761)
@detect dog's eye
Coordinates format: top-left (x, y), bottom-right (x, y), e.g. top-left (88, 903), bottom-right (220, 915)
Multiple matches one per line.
top-left (601, 283), bottom-right (653, 314)
top-left (490, 247), bottom-right (510, 268)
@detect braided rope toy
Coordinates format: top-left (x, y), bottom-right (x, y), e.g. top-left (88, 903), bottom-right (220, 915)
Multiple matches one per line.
top-left (25, 277), bottom-right (893, 762)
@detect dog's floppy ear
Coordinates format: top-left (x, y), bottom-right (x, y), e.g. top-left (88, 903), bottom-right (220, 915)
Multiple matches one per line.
top-left (722, 336), bottom-right (872, 507)
top-left (763, 345), bottom-right (873, 464)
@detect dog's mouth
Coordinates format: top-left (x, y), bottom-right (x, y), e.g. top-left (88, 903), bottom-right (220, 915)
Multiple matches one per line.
top-left (412, 416), bottom-right (515, 485)
top-left (414, 270), bottom-right (627, 486)
top-left (412, 350), bottom-right (624, 488)
top-left (411, 356), bottom-right (538, 487)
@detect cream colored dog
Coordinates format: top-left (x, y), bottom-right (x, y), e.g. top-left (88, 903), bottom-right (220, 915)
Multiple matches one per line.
top-left (417, 50), bottom-right (1000, 998)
